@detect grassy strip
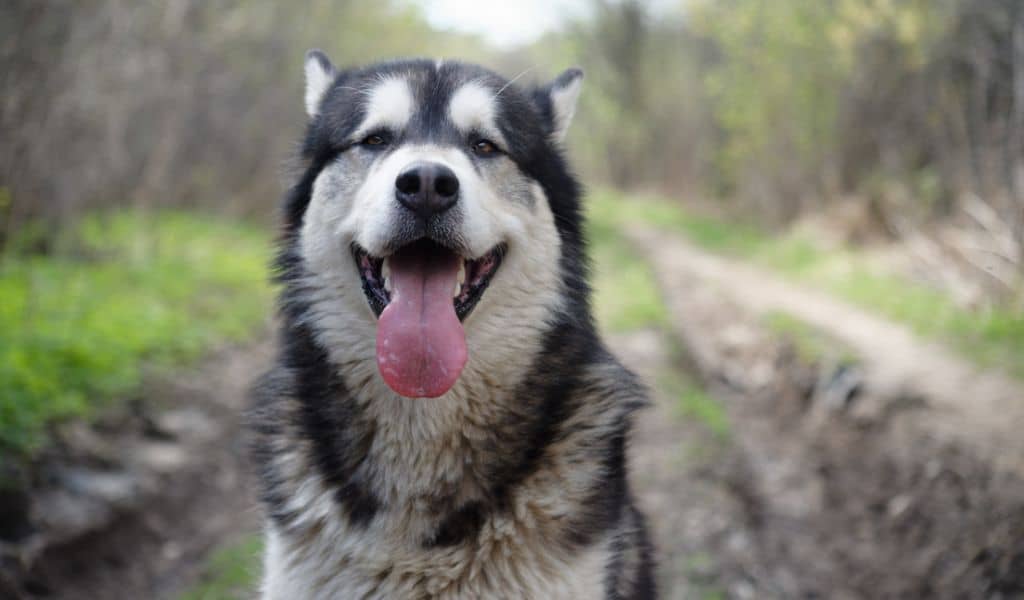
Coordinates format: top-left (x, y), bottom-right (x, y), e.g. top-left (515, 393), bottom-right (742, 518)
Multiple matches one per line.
top-left (179, 534), bottom-right (263, 600)
top-left (0, 211), bottom-right (273, 455)
top-left (591, 189), bottom-right (1024, 378)
top-left (587, 196), bottom-right (670, 332)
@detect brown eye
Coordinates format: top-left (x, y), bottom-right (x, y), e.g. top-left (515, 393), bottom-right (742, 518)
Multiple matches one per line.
top-left (473, 139), bottom-right (498, 155)
top-left (362, 134), bottom-right (387, 147)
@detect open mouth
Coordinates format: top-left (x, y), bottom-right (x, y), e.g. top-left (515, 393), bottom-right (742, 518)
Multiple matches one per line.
top-left (352, 239), bottom-right (505, 321)
top-left (352, 239), bottom-right (505, 399)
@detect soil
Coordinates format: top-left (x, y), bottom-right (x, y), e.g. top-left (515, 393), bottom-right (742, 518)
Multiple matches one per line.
top-left (626, 226), bottom-right (1024, 599)
top-left (6, 224), bottom-right (1024, 599)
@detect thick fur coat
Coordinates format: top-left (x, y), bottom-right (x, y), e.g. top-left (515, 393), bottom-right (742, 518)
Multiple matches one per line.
top-left (248, 53), bottom-right (655, 599)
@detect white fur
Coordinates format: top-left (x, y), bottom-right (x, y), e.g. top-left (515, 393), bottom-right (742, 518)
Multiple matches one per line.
top-left (353, 78), bottom-right (415, 140)
top-left (448, 81), bottom-right (507, 148)
top-left (549, 72), bottom-right (583, 142)
top-left (304, 55), bottom-right (335, 118)
top-left (263, 516), bottom-right (610, 599)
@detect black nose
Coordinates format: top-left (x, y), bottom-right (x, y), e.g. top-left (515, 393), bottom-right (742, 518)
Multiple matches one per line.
top-left (395, 162), bottom-right (459, 219)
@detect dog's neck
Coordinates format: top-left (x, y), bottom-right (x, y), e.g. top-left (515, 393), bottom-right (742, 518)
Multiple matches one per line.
top-left (292, 295), bottom-right (568, 507)
top-left (340, 370), bottom-right (526, 512)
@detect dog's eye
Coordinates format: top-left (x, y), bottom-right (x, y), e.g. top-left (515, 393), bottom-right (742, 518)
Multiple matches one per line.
top-left (472, 139), bottom-right (499, 156)
top-left (361, 134), bottom-right (388, 148)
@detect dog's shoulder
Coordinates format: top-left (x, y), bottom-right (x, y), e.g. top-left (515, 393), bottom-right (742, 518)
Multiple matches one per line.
top-left (567, 343), bottom-right (650, 438)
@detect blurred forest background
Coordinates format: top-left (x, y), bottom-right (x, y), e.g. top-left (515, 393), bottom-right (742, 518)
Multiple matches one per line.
top-left (2, 1), bottom-right (1023, 598)
top-left (5, 0), bottom-right (1023, 255)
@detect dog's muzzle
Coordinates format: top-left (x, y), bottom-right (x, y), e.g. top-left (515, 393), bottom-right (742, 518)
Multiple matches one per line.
top-left (351, 161), bottom-right (506, 399)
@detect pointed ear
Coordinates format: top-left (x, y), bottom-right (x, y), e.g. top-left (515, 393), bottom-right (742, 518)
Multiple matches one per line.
top-left (539, 68), bottom-right (584, 143)
top-left (304, 49), bottom-right (337, 118)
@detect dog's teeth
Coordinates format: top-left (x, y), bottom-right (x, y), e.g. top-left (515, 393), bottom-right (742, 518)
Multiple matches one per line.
top-left (384, 276), bottom-right (392, 293)
top-left (453, 282), bottom-right (462, 298)
top-left (457, 262), bottom-right (466, 285)
top-left (382, 259), bottom-right (391, 281)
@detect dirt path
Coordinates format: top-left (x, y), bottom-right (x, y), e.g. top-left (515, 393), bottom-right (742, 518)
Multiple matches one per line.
top-left (622, 225), bottom-right (1024, 598)
top-left (626, 225), bottom-right (1024, 476)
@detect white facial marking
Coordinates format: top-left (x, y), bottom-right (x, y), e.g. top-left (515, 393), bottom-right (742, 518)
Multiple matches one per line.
top-left (448, 82), bottom-right (505, 146)
top-left (354, 78), bottom-right (415, 139)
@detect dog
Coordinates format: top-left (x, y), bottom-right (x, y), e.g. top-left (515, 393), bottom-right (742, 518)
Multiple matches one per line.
top-left (248, 50), bottom-right (655, 599)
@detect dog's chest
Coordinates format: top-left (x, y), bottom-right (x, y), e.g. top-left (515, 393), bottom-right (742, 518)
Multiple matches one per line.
top-left (261, 412), bottom-right (612, 599)
top-left (261, 502), bottom-right (610, 599)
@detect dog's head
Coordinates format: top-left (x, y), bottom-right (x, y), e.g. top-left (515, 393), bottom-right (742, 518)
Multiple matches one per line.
top-left (283, 53), bottom-right (586, 399)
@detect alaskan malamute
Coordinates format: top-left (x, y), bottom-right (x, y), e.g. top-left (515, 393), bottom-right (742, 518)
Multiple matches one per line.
top-left (249, 51), bottom-right (655, 599)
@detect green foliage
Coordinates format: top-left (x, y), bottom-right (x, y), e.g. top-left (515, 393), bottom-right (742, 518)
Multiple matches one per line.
top-left (692, 0), bottom-right (845, 199)
top-left (684, 0), bottom-right (978, 226)
top-left (0, 211), bottom-right (273, 454)
top-left (179, 534), bottom-right (263, 600)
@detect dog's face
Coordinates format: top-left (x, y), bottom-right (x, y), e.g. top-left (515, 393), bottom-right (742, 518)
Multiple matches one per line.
top-left (291, 54), bottom-right (584, 399)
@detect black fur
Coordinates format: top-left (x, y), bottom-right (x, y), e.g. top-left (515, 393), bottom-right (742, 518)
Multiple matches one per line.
top-left (426, 501), bottom-right (485, 548)
top-left (249, 58), bottom-right (655, 599)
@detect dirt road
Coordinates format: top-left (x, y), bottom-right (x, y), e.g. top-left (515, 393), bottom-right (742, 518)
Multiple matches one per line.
top-left (626, 225), bottom-right (1024, 477)
top-left (625, 225), bottom-right (1024, 598)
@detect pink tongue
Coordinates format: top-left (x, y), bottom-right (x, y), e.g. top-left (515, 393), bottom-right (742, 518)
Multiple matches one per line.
top-left (376, 244), bottom-right (467, 398)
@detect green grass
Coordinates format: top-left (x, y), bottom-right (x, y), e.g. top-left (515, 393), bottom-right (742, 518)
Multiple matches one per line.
top-left (179, 534), bottom-right (263, 600)
top-left (589, 188), bottom-right (765, 255)
top-left (590, 189), bottom-right (1024, 378)
top-left (587, 196), bottom-right (669, 332)
top-left (0, 211), bottom-right (273, 455)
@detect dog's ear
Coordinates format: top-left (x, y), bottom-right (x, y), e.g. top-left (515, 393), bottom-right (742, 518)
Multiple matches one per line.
top-left (304, 49), bottom-right (337, 118)
top-left (535, 68), bottom-right (584, 143)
